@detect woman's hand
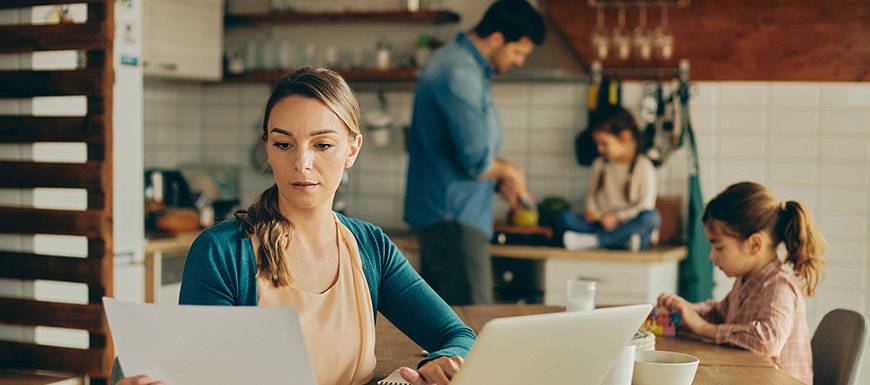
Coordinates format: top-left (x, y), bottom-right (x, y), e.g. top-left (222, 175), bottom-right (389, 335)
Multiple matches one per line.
top-left (600, 214), bottom-right (619, 231)
top-left (399, 356), bottom-right (463, 385)
top-left (116, 375), bottom-right (165, 385)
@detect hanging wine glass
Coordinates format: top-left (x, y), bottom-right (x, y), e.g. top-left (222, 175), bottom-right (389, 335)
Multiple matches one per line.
top-left (590, 8), bottom-right (609, 60)
top-left (655, 6), bottom-right (675, 60)
top-left (611, 6), bottom-right (631, 60)
top-left (633, 5), bottom-right (654, 61)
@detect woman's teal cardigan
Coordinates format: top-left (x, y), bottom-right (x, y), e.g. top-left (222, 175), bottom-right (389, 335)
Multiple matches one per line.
top-left (111, 214), bottom-right (475, 383)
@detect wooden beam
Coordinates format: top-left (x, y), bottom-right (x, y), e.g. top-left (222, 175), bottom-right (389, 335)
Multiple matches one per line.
top-left (0, 0), bottom-right (104, 9)
top-left (92, 1), bottom-right (115, 379)
top-left (0, 116), bottom-right (104, 144)
top-left (0, 22), bottom-right (104, 54)
top-left (0, 161), bottom-right (103, 190)
top-left (0, 207), bottom-right (106, 238)
top-left (0, 341), bottom-right (104, 377)
top-left (0, 251), bottom-right (103, 285)
top-left (0, 68), bottom-right (103, 98)
top-left (0, 297), bottom-right (106, 333)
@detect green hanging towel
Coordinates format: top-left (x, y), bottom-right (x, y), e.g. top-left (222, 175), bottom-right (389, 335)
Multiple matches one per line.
top-left (677, 83), bottom-right (714, 302)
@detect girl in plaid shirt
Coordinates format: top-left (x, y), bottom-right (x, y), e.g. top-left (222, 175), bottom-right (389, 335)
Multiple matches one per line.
top-left (658, 181), bottom-right (825, 384)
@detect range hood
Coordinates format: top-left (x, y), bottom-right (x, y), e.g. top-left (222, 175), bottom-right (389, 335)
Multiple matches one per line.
top-left (498, 4), bottom-right (588, 82)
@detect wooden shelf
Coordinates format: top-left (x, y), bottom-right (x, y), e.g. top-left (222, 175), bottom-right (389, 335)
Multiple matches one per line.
top-left (225, 9), bottom-right (460, 26)
top-left (223, 67), bottom-right (419, 83)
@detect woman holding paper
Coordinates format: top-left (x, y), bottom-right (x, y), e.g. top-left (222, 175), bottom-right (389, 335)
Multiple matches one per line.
top-left (113, 67), bottom-right (475, 385)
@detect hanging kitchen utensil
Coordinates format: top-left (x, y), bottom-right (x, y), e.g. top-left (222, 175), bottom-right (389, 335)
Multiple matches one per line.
top-left (633, 5), bottom-right (654, 61)
top-left (591, 8), bottom-right (609, 61)
top-left (654, 6), bottom-right (675, 60)
top-left (576, 76), bottom-right (618, 167)
top-left (611, 6), bottom-right (631, 60)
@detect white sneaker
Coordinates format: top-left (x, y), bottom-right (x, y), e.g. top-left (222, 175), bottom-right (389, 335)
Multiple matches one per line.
top-left (628, 233), bottom-right (642, 252)
top-left (563, 231), bottom-right (599, 250)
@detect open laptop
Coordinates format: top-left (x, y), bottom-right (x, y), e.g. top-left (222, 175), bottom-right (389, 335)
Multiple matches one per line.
top-left (448, 304), bottom-right (652, 385)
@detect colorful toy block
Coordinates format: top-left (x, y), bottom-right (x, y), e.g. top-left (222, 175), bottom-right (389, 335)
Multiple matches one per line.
top-left (645, 306), bottom-right (682, 336)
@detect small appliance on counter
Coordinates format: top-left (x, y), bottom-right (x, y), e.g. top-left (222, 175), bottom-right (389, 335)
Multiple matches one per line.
top-left (144, 169), bottom-right (199, 233)
top-left (178, 164), bottom-right (241, 227)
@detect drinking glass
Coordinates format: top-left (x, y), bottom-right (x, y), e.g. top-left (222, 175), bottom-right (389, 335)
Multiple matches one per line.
top-left (566, 279), bottom-right (596, 312)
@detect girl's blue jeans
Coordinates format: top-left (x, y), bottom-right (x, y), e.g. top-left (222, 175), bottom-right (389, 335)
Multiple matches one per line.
top-left (557, 209), bottom-right (661, 250)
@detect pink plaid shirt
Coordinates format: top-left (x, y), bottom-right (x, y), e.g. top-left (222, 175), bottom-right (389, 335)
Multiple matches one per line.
top-left (696, 258), bottom-right (813, 384)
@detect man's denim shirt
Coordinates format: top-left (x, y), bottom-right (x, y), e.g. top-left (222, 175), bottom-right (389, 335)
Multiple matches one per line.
top-left (403, 33), bottom-right (502, 237)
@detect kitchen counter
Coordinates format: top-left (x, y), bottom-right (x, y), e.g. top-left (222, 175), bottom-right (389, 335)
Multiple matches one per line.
top-left (386, 230), bottom-right (687, 306)
top-left (144, 230), bottom-right (201, 303)
top-left (389, 235), bottom-right (686, 264)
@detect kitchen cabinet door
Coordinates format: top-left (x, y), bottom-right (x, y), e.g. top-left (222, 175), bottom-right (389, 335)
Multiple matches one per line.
top-left (143, 0), bottom-right (224, 81)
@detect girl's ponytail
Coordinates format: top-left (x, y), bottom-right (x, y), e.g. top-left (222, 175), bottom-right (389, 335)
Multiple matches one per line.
top-left (705, 182), bottom-right (827, 297)
top-left (780, 200), bottom-right (826, 297)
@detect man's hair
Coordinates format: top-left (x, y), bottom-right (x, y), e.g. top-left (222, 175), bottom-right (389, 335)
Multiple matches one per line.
top-left (473, 0), bottom-right (545, 45)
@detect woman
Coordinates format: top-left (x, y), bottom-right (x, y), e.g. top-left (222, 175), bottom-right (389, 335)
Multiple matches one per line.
top-left (114, 67), bottom-right (475, 385)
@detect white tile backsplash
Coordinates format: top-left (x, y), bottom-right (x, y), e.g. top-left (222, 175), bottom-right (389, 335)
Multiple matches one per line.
top-left (720, 83), bottom-right (769, 106)
top-left (768, 162), bottom-right (818, 185)
top-left (821, 266), bottom-right (865, 290)
top-left (491, 84), bottom-right (529, 105)
top-left (689, 107), bottom-right (718, 133)
top-left (769, 110), bottom-right (819, 133)
top-left (528, 84), bottom-right (579, 106)
top-left (768, 135), bottom-right (819, 159)
top-left (719, 108), bottom-right (767, 132)
top-left (529, 106), bottom-right (579, 130)
top-left (718, 160), bottom-right (767, 187)
top-left (529, 132), bottom-right (575, 155)
top-left (770, 84), bottom-right (821, 107)
top-left (718, 135), bottom-right (767, 158)
top-left (825, 240), bottom-right (868, 265)
top-left (819, 162), bottom-right (870, 186)
top-left (819, 189), bottom-right (869, 212)
top-left (820, 110), bottom-right (870, 133)
top-left (818, 213), bottom-right (868, 238)
top-left (498, 107), bottom-right (528, 130)
top-left (822, 84), bottom-right (870, 108)
top-left (820, 136), bottom-right (870, 160)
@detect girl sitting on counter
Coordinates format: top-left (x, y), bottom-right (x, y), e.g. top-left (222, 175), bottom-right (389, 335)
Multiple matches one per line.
top-left (557, 106), bottom-right (660, 252)
top-left (658, 181), bottom-right (825, 384)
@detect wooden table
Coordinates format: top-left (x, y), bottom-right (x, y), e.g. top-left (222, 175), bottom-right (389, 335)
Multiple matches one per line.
top-left (370, 304), bottom-right (805, 385)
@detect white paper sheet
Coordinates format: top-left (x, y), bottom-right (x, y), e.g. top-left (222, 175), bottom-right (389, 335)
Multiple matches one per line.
top-left (103, 297), bottom-right (318, 385)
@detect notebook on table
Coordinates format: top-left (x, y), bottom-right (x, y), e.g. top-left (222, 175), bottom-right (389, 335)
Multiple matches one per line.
top-left (379, 304), bottom-right (652, 385)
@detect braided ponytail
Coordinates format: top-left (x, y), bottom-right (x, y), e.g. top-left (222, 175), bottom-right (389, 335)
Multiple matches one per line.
top-left (235, 184), bottom-right (295, 287)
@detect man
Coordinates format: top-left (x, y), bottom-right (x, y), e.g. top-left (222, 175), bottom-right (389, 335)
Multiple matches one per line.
top-left (403, 0), bottom-right (545, 305)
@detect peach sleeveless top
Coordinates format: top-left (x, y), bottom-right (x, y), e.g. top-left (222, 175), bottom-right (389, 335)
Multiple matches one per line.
top-left (256, 216), bottom-right (376, 385)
